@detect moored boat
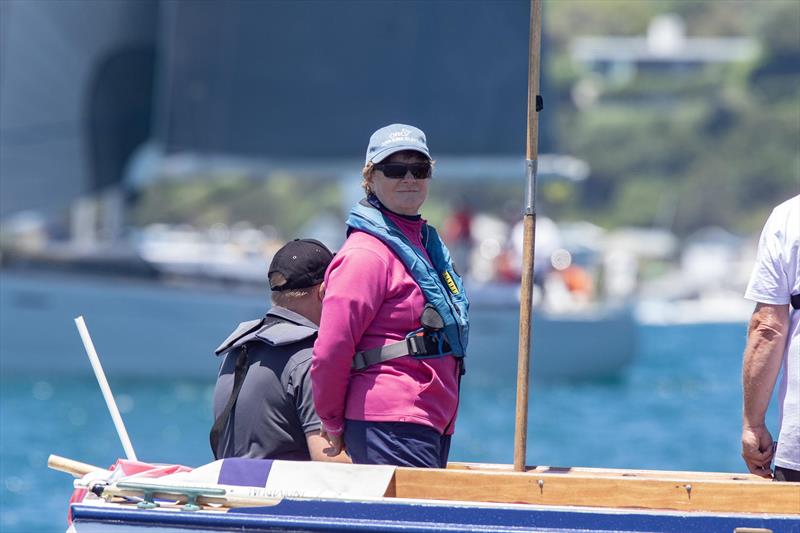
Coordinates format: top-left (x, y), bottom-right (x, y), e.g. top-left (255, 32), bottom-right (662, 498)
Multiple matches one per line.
top-left (0, 268), bottom-right (636, 381)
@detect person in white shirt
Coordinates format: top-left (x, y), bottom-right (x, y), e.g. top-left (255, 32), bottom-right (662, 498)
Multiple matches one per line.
top-left (741, 195), bottom-right (800, 481)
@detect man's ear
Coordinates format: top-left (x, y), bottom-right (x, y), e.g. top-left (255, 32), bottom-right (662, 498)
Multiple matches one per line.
top-left (318, 282), bottom-right (326, 302)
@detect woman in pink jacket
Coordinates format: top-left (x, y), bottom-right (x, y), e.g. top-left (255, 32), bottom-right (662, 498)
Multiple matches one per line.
top-left (311, 124), bottom-right (469, 468)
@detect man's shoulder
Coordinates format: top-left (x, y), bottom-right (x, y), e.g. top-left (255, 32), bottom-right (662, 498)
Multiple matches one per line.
top-left (256, 320), bottom-right (317, 347)
top-left (216, 313), bottom-right (317, 357)
top-left (280, 346), bottom-right (314, 391)
top-left (286, 346), bottom-right (314, 371)
top-left (767, 196), bottom-right (800, 269)
top-left (773, 195), bottom-right (800, 216)
top-left (767, 196), bottom-right (800, 234)
top-left (239, 340), bottom-right (314, 389)
top-left (215, 318), bottom-right (266, 355)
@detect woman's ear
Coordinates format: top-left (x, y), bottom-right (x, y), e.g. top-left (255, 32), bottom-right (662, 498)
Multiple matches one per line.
top-left (318, 281), bottom-right (326, 302)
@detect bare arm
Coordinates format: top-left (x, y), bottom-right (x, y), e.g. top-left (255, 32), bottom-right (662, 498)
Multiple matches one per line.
top-left (306, 430), bottom-right (351, 463)
top-left (741, 302), bottom-right (789, 477)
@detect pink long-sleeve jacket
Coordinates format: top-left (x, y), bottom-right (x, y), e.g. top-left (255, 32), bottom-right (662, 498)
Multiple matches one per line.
top-left (311, 212), bottom-right (460, 437)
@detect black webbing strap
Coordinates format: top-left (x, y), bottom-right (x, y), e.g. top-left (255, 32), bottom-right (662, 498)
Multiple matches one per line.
top-left (209, 344), bottom-right (249, 459)
top-left (792, 293), bottom-right (800, 310)
top-left (352, 333), bottom-right (452, 370)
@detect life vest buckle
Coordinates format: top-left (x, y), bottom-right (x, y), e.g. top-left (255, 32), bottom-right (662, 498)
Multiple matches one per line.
top-left (405, 328), bottom-right (450, 358)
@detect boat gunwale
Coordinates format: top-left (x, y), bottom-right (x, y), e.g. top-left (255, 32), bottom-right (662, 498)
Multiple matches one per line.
top-left (446, 461), bottom-right (768, 482)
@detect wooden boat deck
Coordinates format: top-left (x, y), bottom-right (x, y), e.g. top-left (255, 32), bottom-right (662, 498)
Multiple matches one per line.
top-left (381, 462), bottom-right (800, 515)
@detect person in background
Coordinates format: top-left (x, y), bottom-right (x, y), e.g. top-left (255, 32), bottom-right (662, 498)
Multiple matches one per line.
top-left (741, 195), bottom-right (799, 481)
top-left (442, 198), bottom-right (474, 277)
top-left (211, 238), bottom-right (348, 462)
top-left (311, 124), bottom-right (469, 468)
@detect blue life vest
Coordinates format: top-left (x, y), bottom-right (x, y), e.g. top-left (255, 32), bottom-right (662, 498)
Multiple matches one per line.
top-left (346, 199), bottom-right (469, 358)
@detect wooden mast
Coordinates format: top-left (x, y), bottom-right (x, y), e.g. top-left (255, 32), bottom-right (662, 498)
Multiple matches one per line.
top-left (514, 0), bottom-right (543, 472)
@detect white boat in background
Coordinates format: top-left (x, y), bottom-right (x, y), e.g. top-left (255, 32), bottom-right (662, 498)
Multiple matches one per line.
top-left (468, 285), bottom-right (636, 381)
top-left (0, 268), bottom-right (636, 381)
top-left (635, 294), bottom-right (753, 326)
top-left (1, 203), bottom-right (640, 383)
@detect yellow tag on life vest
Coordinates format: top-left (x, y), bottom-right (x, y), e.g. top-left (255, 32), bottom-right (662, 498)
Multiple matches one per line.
top-left (443, 271), bottom-right (459, 295)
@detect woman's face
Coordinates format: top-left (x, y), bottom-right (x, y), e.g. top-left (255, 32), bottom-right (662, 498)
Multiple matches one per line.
top-left (368, 151), bottom-right (430, 216)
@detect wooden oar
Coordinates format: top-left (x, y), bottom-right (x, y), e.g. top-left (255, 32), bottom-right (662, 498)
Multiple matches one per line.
top-left (47, 454), bottom-right (105, 477)
top-left (514, 0), bottom-right (543, 472)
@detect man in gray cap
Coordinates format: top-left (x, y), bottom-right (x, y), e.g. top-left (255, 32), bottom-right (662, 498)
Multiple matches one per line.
top-left (211, 239), bottom-right (347, 462)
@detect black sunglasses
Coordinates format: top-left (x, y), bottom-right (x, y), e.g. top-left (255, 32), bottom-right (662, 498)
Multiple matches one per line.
top-left (374, 162), bottom-right (432, 180)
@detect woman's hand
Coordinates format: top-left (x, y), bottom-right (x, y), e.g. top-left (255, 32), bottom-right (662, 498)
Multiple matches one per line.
top-left (320, 428), bottom-right (345, 457)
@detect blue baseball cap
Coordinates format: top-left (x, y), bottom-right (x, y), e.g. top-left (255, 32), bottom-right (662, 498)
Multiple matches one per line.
top-left (365, 124), bottom-right (431, 165)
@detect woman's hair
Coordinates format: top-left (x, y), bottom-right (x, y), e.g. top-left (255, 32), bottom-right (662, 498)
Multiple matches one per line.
top-left (361, 162), bottom-right (375, 195)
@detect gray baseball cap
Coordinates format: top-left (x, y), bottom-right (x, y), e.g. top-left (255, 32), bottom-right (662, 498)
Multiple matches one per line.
top-left (365, 124), bottom-right (431, 165)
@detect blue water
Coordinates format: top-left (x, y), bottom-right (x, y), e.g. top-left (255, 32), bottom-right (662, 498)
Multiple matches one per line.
top-left (2, 321), bottom-right (774, 533)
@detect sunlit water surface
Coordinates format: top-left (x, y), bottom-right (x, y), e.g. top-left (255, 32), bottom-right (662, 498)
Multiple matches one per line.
top-left (2, 322), bottom-right (772, 532)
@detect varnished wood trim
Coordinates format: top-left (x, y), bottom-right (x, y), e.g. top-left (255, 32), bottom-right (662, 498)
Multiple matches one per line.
top-left (447, 462), bottom-right (762, 482)
top-left (393, 467), bottom-right (800, 515)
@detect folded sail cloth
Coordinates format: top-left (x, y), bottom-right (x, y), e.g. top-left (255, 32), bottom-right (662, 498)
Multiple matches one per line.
top-left (84, 458), bottom-right (397, 501)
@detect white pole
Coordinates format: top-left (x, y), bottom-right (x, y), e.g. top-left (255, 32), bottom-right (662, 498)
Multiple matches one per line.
top-left (74, 316), bottom-right (138, 461)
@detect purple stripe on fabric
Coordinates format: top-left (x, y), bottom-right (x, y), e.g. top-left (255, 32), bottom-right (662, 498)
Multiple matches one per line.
top-left (218, 458), bottom-right (273, 487)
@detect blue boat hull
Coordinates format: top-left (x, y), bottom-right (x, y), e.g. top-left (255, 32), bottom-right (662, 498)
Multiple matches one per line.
top-left (71, 497), bottom-right (800, 533)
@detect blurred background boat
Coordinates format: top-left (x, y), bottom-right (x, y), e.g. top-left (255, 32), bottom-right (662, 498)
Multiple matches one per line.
top-left (0, 255), bottom-right (637, 381)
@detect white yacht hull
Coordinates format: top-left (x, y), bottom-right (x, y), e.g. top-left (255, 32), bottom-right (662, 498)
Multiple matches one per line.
top-left (0, 271), bottom-right (636, 380)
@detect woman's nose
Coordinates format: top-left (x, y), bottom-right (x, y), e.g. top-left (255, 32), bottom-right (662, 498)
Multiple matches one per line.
top-left (401, 171), bottom-right (415, 182)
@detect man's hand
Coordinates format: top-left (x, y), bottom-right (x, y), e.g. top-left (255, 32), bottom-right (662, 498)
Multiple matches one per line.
top-left (320, 428), bottom-right (345, 458)
top-left (742, 424), bottom-right (774, 478)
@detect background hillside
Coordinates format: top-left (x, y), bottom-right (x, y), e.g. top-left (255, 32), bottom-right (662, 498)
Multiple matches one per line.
top-left (544, 0), bottom-right (799, 235)
top-left (128, 0), bottom-right (799, 240)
